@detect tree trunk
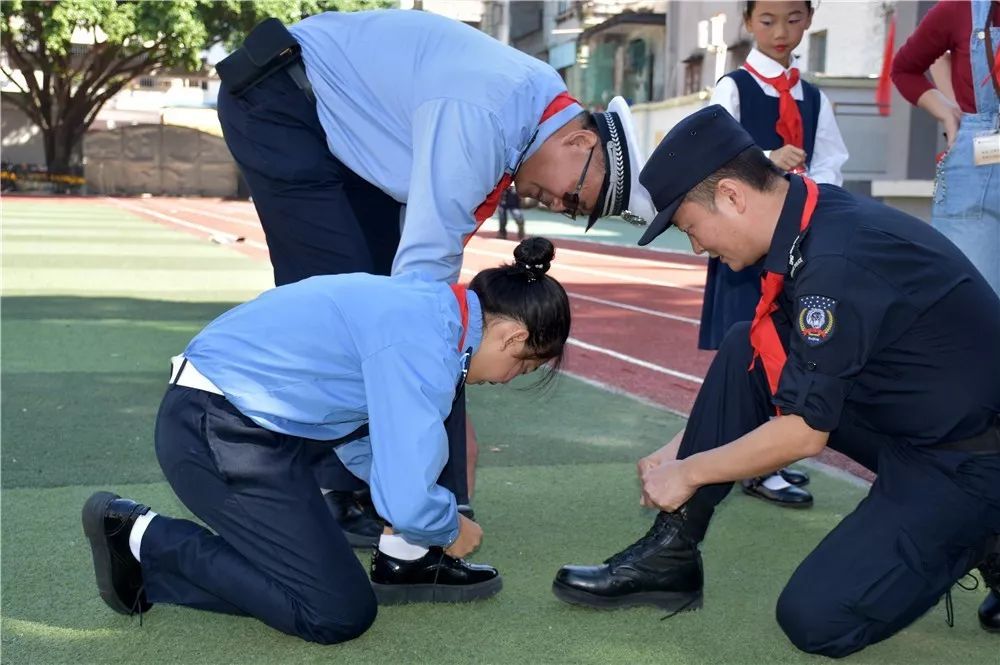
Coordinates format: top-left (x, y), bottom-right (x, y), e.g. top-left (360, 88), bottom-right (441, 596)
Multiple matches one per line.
top-left (42, 122), bottom-right (83, 192)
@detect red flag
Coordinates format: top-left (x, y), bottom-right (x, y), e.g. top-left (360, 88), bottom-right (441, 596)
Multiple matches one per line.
top-left (876, 12), bottom-right (896, 117)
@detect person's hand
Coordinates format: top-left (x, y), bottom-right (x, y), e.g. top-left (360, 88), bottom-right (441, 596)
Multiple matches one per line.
top-left (640, 459), bottom-right (698, 512)
top-left (942, 103), bottom-right (962, 148)
top-left (637, 448), bottom-right (672, 505)
top-left (769, 145), bottom-right (807, 173)
top-left (445, 513), bottom-right (482, 558)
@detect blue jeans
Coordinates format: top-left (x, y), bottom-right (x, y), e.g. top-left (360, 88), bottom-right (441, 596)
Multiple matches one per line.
top-left (931, 115), bottom-right (1000, 297)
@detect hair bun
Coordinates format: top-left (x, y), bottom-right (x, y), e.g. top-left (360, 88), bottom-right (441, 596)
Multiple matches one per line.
top-left (513, 237), bottom-right (555, 280)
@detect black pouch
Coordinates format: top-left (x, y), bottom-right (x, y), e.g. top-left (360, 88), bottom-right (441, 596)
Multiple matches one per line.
top-left (216, 18), bottom-right (301, 96)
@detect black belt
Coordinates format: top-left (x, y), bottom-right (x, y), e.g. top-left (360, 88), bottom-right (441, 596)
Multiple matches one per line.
top-left (327, 423), bottom-right (369, 448)
top-left (216, 17), bottom-right (315, 103)
top-left (932, 415), bottom-right (1000, 456)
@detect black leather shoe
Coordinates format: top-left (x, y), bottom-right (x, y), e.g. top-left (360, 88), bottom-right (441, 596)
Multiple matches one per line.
top-left (370, 546), bottom-right (502, 605)
top-left (552, 503), bottom-right (713, 612)
top-left (778, 467), bottom-right (810, 486)
top-left (979, 590), bottom-right (1000, 633)
top-left (741, 476), bottom-right (813, 508)
top-left (979, 541), bottom-right (1000, 633)
top-left (325, 489), bottom-right (383, 548)
top-left (82, 491), bottom-right (153, 615)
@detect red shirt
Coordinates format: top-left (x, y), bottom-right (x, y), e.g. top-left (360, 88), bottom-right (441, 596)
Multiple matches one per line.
top-left (891, 0), bottom-right (1000, 114)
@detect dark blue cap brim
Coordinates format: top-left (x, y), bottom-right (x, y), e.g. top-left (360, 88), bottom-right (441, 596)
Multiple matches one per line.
top-left (637, 196), bottom-right (683, 246)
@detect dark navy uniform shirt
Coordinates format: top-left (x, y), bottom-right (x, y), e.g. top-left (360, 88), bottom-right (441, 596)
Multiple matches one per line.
top-left (768, 176), bottom-right (1000, 445)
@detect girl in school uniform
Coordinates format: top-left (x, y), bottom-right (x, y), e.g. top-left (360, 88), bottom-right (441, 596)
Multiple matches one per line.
top-left (82, 237), bottom-right (571, 645)
top-left (704, 0), bottom-right (848, 506)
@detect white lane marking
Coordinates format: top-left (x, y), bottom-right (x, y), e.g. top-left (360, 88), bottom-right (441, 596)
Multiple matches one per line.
top-left (108, 198), bottom-right (269, 251)
top-left (567, 338), bottom-right (704, 385)
top-left (459, 268), bottom-right (699, 326)
top-left (568, 292), bottom-right (699, 326)
top-left (464, 247), bottom-right (703, 293)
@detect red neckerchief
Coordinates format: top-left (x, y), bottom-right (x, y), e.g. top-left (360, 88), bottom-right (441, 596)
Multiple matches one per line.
top-left (743, 62), bottom-right (804, 149)
top-left (748, 177), bottom-right (819, 411)
top-left (450, 284), bottom-right (469, 352)
top-left (467, 91), bottom-right (580, 244)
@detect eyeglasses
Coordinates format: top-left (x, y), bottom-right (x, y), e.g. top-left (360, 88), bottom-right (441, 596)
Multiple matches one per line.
top-left (560, 147), bottom-right (594, 220)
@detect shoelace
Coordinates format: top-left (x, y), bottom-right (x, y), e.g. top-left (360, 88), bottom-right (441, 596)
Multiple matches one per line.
top-left (605, 512), bottom-right (680, 568)
top-left (431, 549), bottom-right (447, 603)
top-left (660, 595), bottom-right (700, 622)
top-left (944, 573), bottom-right (980, 628)
top-left (131, 584), bottom-right (147, 627)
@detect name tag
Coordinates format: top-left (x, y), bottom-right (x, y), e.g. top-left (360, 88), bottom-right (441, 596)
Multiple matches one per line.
top-left (973, 130), bottom-right (1000, 166)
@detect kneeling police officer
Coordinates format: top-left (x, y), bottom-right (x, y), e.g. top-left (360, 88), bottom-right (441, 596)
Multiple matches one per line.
top-left (553, 106), bottom-right (1000, 657)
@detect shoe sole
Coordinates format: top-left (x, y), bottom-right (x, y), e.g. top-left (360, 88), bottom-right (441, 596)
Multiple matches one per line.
top-left (980, 620), bottom-right (1000, 633)
top-left (551, 580), bottom-right (702, 612)
top-left (740, 484), bottom-right (813, 509)
top-left (82, 491), bottom-right (133, 615)
top-left (372, 575), bottom-right (503, 605)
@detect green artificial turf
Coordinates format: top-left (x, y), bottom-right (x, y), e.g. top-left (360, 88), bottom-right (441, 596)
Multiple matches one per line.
top-left (1, 199), bottom-right (994, 664)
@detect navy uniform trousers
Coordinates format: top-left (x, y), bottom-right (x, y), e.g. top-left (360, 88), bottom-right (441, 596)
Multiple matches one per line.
top-left (216, 66), bottom-right (469, 504)
top-left (678, 322), bottom-right (1000, 658)
top-left (141, 386), bottom-right (377, 644)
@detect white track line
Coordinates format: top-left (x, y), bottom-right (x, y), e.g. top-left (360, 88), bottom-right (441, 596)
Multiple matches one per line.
top-left (155, 203), bottom-right (263, 229)
top-left (568, 292), bottom-right (699, 326)
top-left (567, 338), bottom-right (704, 385)
top-left (464, 246), bottom-right (703, 293)
top-left (479, 240), bottom-right (705, 271)
top-left (458, 268), bottom-right (700, 326)
top-left (109, 198), bottom-right (269, 251)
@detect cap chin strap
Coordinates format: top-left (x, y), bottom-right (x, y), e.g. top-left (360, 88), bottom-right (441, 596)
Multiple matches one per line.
top-left (589, 109), bottom-right (629, 220)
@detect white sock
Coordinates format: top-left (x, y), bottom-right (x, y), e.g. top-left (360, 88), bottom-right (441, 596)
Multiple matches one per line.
top-left (378, 533), bottom-right (428, 561)
top-left (128, 511), bottom-right (158, 562)
top-left (320, 488), bottom-right (335, 495)
top-left (761, 473), bottom-right (792, 491)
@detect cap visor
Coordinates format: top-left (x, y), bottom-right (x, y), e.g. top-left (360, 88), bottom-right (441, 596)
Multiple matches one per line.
top-left (637, 198), bottom-right (682, 246)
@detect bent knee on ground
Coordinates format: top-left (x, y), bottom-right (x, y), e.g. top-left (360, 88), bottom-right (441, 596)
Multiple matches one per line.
top-left (775, 585), bottom-right (869, 658)
top-left (297, 588), bottom-right (378, 645)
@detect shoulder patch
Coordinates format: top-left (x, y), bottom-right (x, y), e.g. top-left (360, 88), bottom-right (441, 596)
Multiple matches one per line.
top-left (797, 295), bottom-right (837, 346)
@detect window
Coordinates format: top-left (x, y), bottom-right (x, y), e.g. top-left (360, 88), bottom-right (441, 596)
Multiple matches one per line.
top-left (683, 55), bottom-right (704, 95)
top-left (808, 30), bottom-right (827, 73)
top-left (138, 77), bottom-right (156, 89)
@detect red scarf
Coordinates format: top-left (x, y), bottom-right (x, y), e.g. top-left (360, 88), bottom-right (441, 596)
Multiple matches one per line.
top-left (450, 284), bottom-right (470, 351)
top-left (748, 177), bottom-right (819, 408)
top-left (467, 92), bottom-right (580, 245)
top-left (743, 62), bottom-right (804, 149)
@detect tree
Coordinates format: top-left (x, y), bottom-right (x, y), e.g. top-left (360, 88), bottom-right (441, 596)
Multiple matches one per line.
top-left (0, 0), bottom-right (391, 179)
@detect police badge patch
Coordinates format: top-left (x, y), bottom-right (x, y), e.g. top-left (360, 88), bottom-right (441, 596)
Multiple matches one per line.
top-left (797, 295), bottom-right (837, 346)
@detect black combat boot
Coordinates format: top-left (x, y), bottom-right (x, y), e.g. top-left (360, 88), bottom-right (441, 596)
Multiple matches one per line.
top-left (552, 498), bottom-right (714, 612)
top-left (81, 491), bottom-right (154, 616)
top-left (370, 546), bottom-right (502, 605)
top-left (325, 488), bottom-right (383, 548)
top-left (978, 536), bottom-right (1000, 633)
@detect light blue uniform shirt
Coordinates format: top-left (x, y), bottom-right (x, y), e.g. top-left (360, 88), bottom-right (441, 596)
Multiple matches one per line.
top-left (289, 10), bottom-right (582, 283)
top-left (184, 272), bottom-right (483, 546)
